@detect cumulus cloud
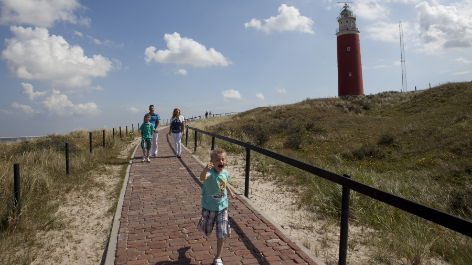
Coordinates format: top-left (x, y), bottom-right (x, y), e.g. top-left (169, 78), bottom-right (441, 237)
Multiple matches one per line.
top-left (456, 57), bottom-right (471, 63)
top-left (1, 26), bottom-right (113, 90)
top-left (416, 1), bottom-right (472, 52)
top-left (144, 32), bottom-right (231, 67)
top-left (354, 1), bottom-right (389, 20)
top-left (15, 83), bottom-right (100, 116)
top-left (276, 87), bottom-right (286, 93)
top-left (21, 82), bottom-right (47, 101)
top-left (0, 0), bottom-right (90, 27)
top-left (74, 30), bottom-right (83, 37)
top-left (42, 89), bottom-right (99, 116)
top-left (244, 4), bottom-right (314, 34)
top-left (256, 93), bottom-right (264, 100)
top-left (11, 102), bottom-right (34, 114)
top-left (222, 89), bottom-right (241, 101)
top-left (127, 107), bottom-right (139, 113)
top-left (175, 69), bottom-right (188, 76)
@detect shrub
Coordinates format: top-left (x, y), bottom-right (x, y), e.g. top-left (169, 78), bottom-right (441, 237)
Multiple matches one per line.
top-left (377, 133), bottom-right (396, 145)
top-left (352, 146), bottom-right (383, 159)
top-left (284, 134), bottom-right (304, 150)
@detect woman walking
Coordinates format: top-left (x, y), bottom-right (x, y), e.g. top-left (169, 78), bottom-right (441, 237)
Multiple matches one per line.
top-left (168, 108), bottom-right (185, 158)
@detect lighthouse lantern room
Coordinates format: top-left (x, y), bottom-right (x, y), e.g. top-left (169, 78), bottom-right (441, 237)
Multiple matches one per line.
top-left (336, 3), bottom-right (364, 96)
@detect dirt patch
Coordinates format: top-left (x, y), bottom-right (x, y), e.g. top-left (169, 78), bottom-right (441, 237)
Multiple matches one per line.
top-left (30, 139), bottom-right (138, 265)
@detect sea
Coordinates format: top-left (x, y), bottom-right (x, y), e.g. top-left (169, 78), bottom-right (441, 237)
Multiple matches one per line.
top-left (0, 136), bottom-right (43, 142)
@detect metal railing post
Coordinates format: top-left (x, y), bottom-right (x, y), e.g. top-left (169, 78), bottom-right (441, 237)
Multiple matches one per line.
top-left (186, 126), bottom-right (188, 147)
top-left (66, 143), bottom-right (70, 175)
top-left (89, 132), bottom-right (92, 153)
top-left (138, 123), bottom-right (140, 131)
top-left (211, 135), bottom-right (215, 150)
top-left (244, 143), bottom-right (251, 197)
top-left (113, 128), bottom-right (115, 139)
top-left (14, 163), bottom-right (21, 222)
top-left (103, 130), bottom-right (105, 147)
top-left (126, 126), bottom-right (128, 136)
top-left (120, 127), bottom-right (122, 139)
top-left (339, 174), bottom-right (351, 265)
top-left (194, 131), bottom-right (197, 152)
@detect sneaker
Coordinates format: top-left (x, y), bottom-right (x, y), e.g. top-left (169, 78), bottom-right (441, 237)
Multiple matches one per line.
top-left (141, 156), bottom-right (146, 162)
top-left (213, 259), bottom-right (223, 265)
top-left (146, 157), bottom-right (151, 162)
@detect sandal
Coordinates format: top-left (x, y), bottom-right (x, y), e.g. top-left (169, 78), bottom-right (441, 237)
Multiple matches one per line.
top-left (213, 259), bottom-right (223, 265)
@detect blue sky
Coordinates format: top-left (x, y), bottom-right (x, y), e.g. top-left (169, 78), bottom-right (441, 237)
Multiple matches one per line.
top-left (0, 0), bottom-right (471, 137)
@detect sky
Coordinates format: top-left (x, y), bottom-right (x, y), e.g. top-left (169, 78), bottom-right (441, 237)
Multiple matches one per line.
top-left (0, 0), bottom-right (471, 137)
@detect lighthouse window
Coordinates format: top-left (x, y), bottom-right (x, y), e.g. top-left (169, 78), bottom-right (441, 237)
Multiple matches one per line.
top-left (349, 72), bottom-right (352, 76)
top-left (347, 47), bottom-right (350, 51)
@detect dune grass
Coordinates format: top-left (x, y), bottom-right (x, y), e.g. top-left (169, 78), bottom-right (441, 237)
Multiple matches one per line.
top-left (186, 82), bottom-right (472, 264)
top-left (0, 128), bottom-right (136, 264)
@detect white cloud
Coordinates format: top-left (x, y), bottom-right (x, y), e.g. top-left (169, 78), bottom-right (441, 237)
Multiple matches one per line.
top-left (456, 57), bottom-right (471, 63)
top-left (1, 26), bottom-right (113, 90)
top-left (244, 4), bottom-right (314, 34)
top-left (11, 102), bottom-right (34, 114)
top-left (0, 0), bottom-right (90, 27)
top-left (451, 70), bottom-right (471, 75)
top-left (112, 59), bottom-right (122, 70)
top-left (0, 109), bottom-right (13, 115)
top-left (416, 1), bottom-right (472, 53)
top-left (373, 65), bottom-right (386, 69)
top-left (74, 30), bottom-right (83, 37)
top-left (127, 107), bottom-right (139, 113)
top-left (144, 32), bottom-right (231, 67)
top-left (364, 21), bottom-right (419, 45)
top-left (175, 69), bottom-right (188, 76)
top-left (42, 89), bottom-right (100, 116)
top-left (21, 82), bottom-right (46, 101)
top-left (353, 1), bottom-right (389, 20)
top-left (222, 89), bottom-right (241, 101)
top-left (276, 87), bottom-right (286, 93)
top-left (87, 35), bottom-right (101, 45)
top-left (87, 36), bottom-right (124, 48)
top-left (256, 93), bottom-right (264, 100)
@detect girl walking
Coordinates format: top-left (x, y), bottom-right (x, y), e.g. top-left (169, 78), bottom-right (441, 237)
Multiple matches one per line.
top-left (168, 108), bottom-right (185, 158)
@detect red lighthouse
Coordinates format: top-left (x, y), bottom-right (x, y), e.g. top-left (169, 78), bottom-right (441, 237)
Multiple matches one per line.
top-left (336, 3), bottom-right (364, 96)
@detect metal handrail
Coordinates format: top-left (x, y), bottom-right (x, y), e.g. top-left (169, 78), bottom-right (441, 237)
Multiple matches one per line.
top-left (186, 125), bottom-right (472, 237)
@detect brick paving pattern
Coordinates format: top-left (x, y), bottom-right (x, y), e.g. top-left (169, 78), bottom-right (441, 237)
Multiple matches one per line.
top-left (115, 127), bottom-right (321, 265)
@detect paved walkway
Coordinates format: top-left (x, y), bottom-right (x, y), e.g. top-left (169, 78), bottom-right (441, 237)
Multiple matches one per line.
top-left (114, 127), bottom-right (323, 265)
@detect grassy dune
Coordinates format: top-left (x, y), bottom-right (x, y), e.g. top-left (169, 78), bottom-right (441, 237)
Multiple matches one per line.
top-left (0, 128), bottom-right (136, 264)
top-left (187, 82), bottom-right (472, 264)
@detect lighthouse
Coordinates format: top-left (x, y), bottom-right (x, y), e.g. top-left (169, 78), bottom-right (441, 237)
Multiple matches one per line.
top-left (336, 3), bottom-right (364, 96)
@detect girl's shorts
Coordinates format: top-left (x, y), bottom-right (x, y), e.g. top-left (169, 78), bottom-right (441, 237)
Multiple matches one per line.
top-left (197, 207), bottom-right (231, 239)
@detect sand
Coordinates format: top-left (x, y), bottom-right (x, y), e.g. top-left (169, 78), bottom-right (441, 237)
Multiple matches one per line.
top-left (30, 137), bottom-right (140, 265)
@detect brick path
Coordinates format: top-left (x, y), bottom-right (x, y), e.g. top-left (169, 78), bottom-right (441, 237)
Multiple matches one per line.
top-left (114, 127), bottom-right (322, 265)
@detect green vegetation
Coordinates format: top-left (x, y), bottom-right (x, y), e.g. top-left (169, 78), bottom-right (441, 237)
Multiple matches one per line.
top-left (187, 82), bottom-right (472, 264)
top-left (0, 128), bottom-right (135, 264)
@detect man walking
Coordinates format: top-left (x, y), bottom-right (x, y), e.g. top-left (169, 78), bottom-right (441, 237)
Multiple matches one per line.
top-left (146, 105), bottom-right (161, 156)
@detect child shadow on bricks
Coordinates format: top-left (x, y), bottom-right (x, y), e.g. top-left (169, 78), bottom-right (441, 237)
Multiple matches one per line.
top-left (154, 246), bottom-right (192, 265)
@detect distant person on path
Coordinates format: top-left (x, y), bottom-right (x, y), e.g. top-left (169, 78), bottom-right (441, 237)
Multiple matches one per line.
top-left (209, 111), bottom-right (212, 116)
top-left (140, 113), bottom-right (154, 162)
top-left (198, 148), bottom-right (236, 265)
top-left (146, 105), bottom-right (161, 156)
top-left (167, 108), bottom-right (185, 158)
top-left (205, 111), bottom-right (208, 118)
